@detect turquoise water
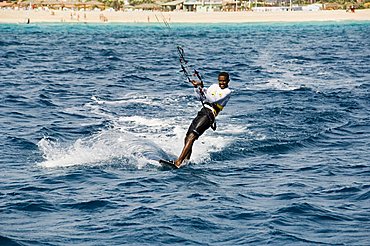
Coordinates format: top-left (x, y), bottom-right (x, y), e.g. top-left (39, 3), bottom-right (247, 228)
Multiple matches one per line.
top-left (1, 22), bottom-right (370, 245)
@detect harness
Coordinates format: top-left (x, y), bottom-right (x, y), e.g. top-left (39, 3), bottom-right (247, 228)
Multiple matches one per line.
top-left (204, 102), bottom-right (222, 117)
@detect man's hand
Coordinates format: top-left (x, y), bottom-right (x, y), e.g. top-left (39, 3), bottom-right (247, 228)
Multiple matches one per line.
top-left (191, 80), bottom-right (203, 88)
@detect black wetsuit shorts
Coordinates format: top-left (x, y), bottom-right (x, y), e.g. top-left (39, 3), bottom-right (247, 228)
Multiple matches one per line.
top-left (186, 107), bottom-right (215, 139)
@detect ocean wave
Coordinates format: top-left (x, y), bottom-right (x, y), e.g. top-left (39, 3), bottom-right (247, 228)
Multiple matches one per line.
top-left (6, 136), bottom-right (37, 150)
top-left (0, 235), bottom-right (24, 246)
top-left (275, 202), bottom-right (352, 222)
top-left (62, 199), bottom-right (115, 211)
top-left (8, 200), bottom-right (56, 212)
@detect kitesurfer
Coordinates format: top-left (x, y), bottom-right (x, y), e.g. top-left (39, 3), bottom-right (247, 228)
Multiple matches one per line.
top-left (174, 72), bottom-right (231, 168)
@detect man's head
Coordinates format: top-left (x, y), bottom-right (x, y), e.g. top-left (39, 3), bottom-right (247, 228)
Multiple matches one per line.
top-left (218, 72), bottom-right (230, 89)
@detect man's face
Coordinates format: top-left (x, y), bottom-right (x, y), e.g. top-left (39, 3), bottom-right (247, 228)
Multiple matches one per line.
top-left (218, 75), bottom-right (229, 89)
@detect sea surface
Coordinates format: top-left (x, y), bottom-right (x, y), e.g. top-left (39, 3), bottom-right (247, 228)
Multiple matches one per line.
top-left (1, 21), bottom-right (370, 245)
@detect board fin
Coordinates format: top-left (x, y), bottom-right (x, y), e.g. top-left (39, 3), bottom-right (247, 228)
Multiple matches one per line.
top-left (159, 159), bottom-right (179, 169)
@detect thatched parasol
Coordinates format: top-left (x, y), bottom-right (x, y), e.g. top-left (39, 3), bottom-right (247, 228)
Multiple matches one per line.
top-left (0, 1), bottom-right (15, 7)
top-left (134, 3), bottom-right (161, 10)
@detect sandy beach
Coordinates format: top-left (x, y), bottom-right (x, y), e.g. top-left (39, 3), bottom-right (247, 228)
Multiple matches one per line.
top-left (0, 9), bottom-right (370, 24)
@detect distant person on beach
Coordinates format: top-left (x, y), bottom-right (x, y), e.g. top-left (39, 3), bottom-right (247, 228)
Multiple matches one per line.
top-left (347, 5), bottom-right (356, 13)
top-left (174, 72), bottom-right (231, 167)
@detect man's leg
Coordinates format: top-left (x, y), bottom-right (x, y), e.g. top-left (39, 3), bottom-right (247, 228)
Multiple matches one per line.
top-left (184, 133), bottom-right (196, 160)
top-left (174, 132), bottom-right (197, 167)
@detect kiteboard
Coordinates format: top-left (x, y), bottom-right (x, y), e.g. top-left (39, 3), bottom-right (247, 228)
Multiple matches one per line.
top-left (159, 159), bottom-right (179, 169)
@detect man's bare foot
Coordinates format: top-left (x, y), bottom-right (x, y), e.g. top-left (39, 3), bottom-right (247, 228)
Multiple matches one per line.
top-left (174, 160), bottom-right (182, 168)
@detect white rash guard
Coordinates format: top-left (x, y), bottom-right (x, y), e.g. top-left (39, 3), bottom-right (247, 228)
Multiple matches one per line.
top-left (195, 84), bottom-right (231, 116)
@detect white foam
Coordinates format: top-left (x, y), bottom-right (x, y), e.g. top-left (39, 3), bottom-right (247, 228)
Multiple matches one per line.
top-left (37, 129), bottom-right (169, 169)
top-left (119, 115), bottom-right (173, 128)
top-left (217, 123), bottom-right (247, 135)
top-left (37, 136), bottom-right (114, 168)
top-left (248, 79), bottom-right (301, 91)
top-left (163, 123), bottom-right (234, 165)
top-left (90, 95), bottom-right (161, 106)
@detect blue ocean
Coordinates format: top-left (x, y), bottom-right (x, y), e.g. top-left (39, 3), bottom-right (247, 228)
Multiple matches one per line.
top-left (1, 21), bottom-right (369, 245)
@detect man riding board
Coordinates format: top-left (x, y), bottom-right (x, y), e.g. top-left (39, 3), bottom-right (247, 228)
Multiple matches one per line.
top-left (174, 72), bottom-right (231, 168)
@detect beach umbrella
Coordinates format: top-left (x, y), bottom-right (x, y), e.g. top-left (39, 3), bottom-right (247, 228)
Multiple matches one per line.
top-left (134, 2), bottom-right (161, 10)
top-left (0, 2), bottom-right (15, 7)
top-left (77, 0), bottom-right (105, 10)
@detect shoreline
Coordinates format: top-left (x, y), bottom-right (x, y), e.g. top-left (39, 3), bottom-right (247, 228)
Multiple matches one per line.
top-left (1, 9), bottom-right (370, 24)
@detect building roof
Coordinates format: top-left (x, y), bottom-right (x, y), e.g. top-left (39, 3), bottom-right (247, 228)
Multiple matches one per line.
top-left (161, 0), bottom-right (184, 6)
top-left (134, 3), bottom-right (161, 9)
top-left (183, 0), bottom-right (222, 5)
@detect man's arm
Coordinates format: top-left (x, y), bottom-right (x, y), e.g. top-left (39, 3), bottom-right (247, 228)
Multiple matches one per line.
top-left (191, 80), bottom-right (206, 101)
